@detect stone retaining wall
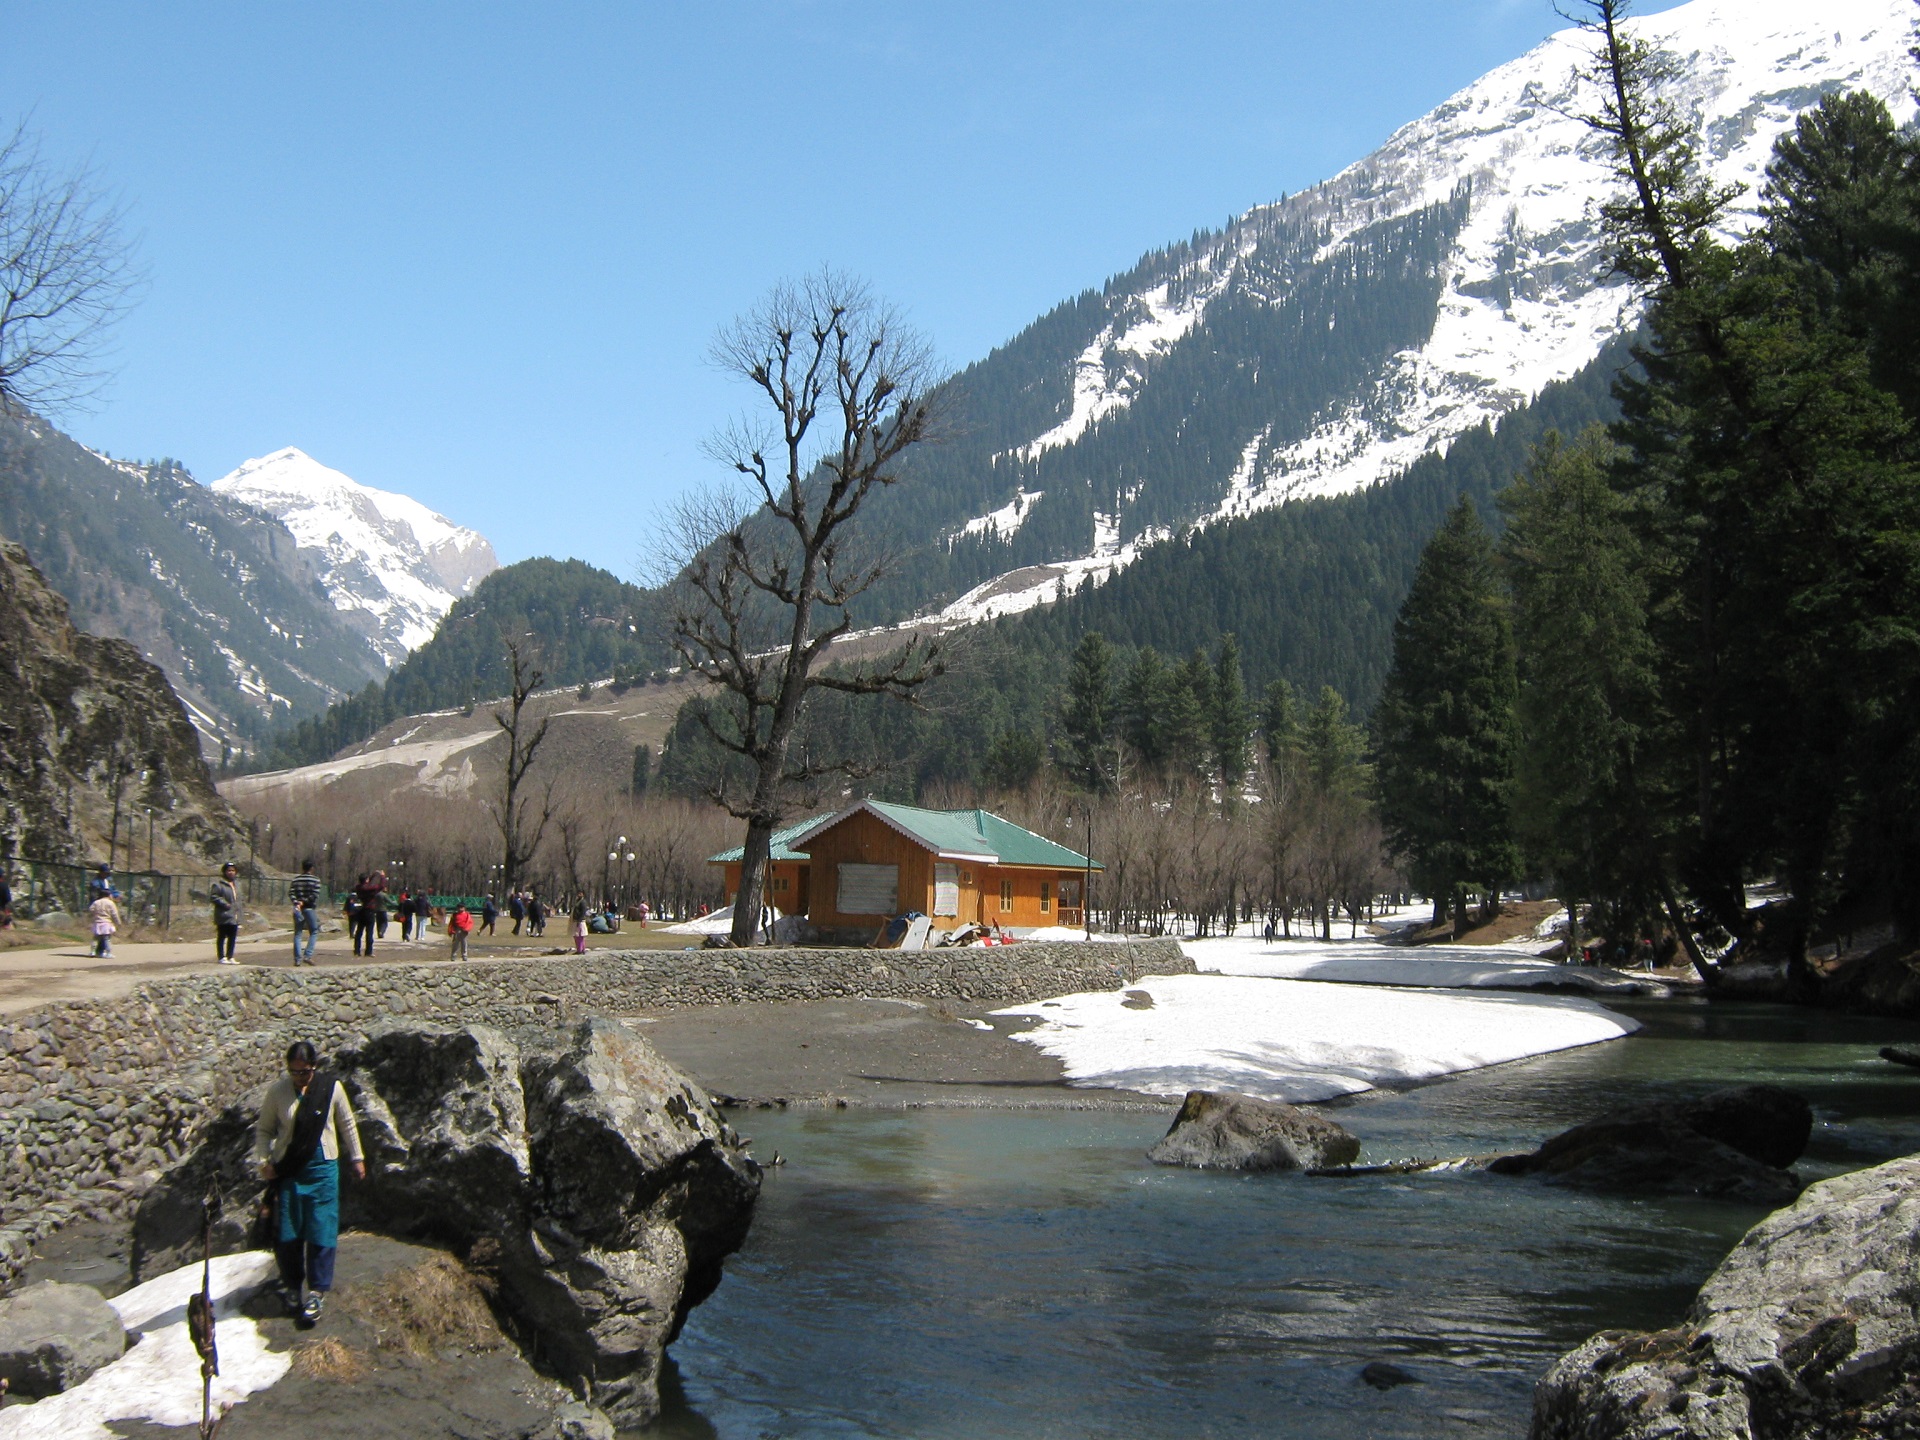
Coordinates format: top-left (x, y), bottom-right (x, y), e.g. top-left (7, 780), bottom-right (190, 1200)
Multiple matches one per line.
top-left (0, 938), bottom-right (1188, 1289)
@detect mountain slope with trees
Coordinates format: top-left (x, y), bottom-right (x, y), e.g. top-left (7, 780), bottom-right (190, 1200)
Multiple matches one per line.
top-left (254, 557), bottom-right (672, 771)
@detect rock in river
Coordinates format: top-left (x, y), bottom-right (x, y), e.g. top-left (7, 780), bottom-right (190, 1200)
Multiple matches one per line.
top-left (1532, 1151), bottom-right (1920, 1440)
top-left (1147, 1090), bottom-right (1361, 1171)
top-left (133, 1019), bottom-right (760, 1429)
top-left (1487, 1084), bottom-right (1810, 1203)
top-left (0, 1279), bottom-right (125, 1397)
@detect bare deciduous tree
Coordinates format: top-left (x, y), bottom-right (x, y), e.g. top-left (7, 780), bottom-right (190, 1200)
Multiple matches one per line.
top-left (489, 639), bottom-right (555, 895)
top-left (0, 123), bottom-right (143, 415)
top-left (668, 271), bottom-right (943, 944)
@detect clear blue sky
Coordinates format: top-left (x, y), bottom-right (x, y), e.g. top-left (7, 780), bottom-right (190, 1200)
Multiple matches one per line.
top-left (4, 1), bottom-right (1683, 576)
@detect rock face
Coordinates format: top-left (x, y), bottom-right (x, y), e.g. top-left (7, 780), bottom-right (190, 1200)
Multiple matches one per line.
top-left (1532, 1152), bottom-right (1920, 1440)
top-left (0, 537), bottom-right (244, 864)
top-left (1824, 942), bottom-right (1920, 1019)
top-left (1147, 1090), bottom-right (1361, 1171)
top-left (133, 1020), bottom-right (760, 1428)
top-left (1487, 1086), bottom-right (1811, 1203)
top-left (0, 1279), bottom-right (126, 1397)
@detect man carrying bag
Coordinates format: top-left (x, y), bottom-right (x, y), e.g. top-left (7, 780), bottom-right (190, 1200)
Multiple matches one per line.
top-left (254, 1040), bottom-right (364, 1324)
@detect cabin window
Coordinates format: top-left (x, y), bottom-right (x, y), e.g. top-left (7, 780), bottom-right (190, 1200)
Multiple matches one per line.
top-left (771, 875), bottom-right (789, 893)
top-left (1059, 878), bottom-right (1082, 907)
top-left (837, 863), bottom-right (899, 916)
top-left (999, 879), bottom-right (1014, 913)
top-left (1040, 882), bottom-right (1052, 914)
top-left (933, 863), bottom-right (959, 917)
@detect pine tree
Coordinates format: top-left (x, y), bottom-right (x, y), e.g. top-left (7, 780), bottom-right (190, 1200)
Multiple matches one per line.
top-left (1060, 631), bottom-right (1115, 790)
top-left (1500, 430), bottom-right (1670, 958)
top-left (1301, 686), bottom-right (1366, 798)
top-left (1373, 498), bottom-right (1519, 933)
top-left (1262, 677), bottom-right (1300, 769)
top-left (1159, 650), bottom-right (1214, 778)
top-left (1120, 647), bottom-right (1170, 769)
top-left (1211, 635), bottom-right (1252, 792)
top-left (630, 743), bottom-right (652, 798)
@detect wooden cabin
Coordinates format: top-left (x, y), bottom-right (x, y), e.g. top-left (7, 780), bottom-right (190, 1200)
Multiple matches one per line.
top-left (709, 800), bottom-right (1100, 932)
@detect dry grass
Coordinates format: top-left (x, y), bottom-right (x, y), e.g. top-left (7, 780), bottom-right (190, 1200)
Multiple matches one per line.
top-left (338, 1253), bottom-right (503, 1358)
top-left (291, 1336), bottom-right (370, 1382)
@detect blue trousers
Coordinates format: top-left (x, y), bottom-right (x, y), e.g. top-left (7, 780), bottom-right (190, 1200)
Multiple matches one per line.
top-left (293, 909), bottom-right (318, 962)
top-left (275, 1155), bottom-right (339, 1291)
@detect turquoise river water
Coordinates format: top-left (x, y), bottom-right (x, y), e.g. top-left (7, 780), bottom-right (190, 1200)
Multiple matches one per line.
top-left (652, 999), bottom-right (1920, 1439)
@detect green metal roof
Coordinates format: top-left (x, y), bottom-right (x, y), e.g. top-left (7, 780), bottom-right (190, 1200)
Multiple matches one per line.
top-left (707, 813), bottom-right (836, 865)
top-left (791, 800), bottom-right (1101, 870)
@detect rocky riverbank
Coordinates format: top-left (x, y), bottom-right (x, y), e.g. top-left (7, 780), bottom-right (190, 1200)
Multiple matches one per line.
top-left (1532, 1150), bottom-right (1920, 1439)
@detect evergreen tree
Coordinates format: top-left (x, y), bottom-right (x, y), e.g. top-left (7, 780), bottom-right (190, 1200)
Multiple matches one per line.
top-left (1262, 677), bottom-right (1300, 769)
top-left (1119, 647), bottom-right (1170, 769)
top-left (1160, 650), bottom-right (1215, 778)
top-left (1211, 634), bottom-right (1252, 792)
top-left (630, 743), bottom-right (652, 798)
top-left (1500, 430), bottom-right (1671, 957)
top-left (983, 728), bottom-right (1045, 792)
top-left (1373, 498), bottom-right (1519, 932)
top-left (1302, 686), bottom-right (1367, 798)
top-left (1060, 631), bottom-right (1116, 790)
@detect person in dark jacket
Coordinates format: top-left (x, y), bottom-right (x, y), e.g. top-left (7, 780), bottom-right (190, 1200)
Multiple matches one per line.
top-left (481, 894), bottom-right (499, 936)
top-left (509, 890), bottom-right (526, 934)
top-left (211, 863), bottom-right (242, 964)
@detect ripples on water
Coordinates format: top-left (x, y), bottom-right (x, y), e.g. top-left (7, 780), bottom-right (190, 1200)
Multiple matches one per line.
top-left (657, 1000), bottom-right (1920, 1439)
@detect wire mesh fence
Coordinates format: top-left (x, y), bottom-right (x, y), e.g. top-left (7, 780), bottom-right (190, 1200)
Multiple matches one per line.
top-left (4, 859), bottom-right (295, 931)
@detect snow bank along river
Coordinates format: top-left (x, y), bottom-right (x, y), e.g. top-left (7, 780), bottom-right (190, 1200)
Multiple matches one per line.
top-left (993, 938), bottom-right (1641, 1102)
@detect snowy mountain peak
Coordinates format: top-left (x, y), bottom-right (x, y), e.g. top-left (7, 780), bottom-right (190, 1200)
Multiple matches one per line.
top-left (923, 0), bottom-right (1918, 618)
top-left (213, 447), bottom-right (497, 664)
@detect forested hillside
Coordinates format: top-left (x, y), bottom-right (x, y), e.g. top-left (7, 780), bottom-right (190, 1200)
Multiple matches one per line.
top-left (254, 557), bottom-right (672, 770)
top-left (658, 334), bottom-right (1632, 800)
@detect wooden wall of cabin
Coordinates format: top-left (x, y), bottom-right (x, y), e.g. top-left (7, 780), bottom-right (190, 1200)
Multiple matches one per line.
top-left (804, 810), bottom-right (939, 928)
top-left (716, 860), bottom-right (810, 914)
top-left (975, 866), bottom-right (1086, 928)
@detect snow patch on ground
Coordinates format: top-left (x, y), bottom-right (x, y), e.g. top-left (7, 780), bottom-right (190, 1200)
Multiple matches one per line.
top-left (1185, 936), bottom-right (1667, 996)
top-left (994, 972), bottom-right (1638, 1104)
top-left (0, 1252), bottom-right (289, 1440)
top-left (221, 727), bottom-right (498, 799)
top-left (960, 489), bottom-right (1045, 542)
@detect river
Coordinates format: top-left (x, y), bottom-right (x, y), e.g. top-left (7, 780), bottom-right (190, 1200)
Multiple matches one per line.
top-left (653, 998), bottom-right (1920, 1439)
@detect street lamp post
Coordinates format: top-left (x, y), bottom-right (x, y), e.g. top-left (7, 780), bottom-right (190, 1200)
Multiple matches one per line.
top-left (1083, 803), bottom-right (1094, 941)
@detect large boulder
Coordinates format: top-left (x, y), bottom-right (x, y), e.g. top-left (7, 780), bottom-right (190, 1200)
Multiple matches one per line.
top-left (1531, 1152), bottom-right (1920, 1440)
top-left (133, 1020), bottom-right (760, 1429)
top-left (0, 1280), bottom-right (126, 1397)
top-left (1488, 1085), bottom-right (1811, 1203)
top-left (1147, 1090), bottom-right (1361, 1171)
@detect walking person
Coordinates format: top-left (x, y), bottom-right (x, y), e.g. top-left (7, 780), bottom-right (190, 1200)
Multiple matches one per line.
top-left (254, 1040), bottom-right (364, 1325)
top-left (351, 873), bottom-right (385, 957)
top-left (509, 889), bottom-right (526, 935)
top-left (448, 902), bottom-right (473, 960)
top-left (570, 895), bottom-right (589, 954)
top-left (396, 890), bottom-right (413, 942)
top-left (413, 890), bottom-right (433, 939)
top-left (480, 894), bottom-right (498, 936)
top-left (88, 890), bottom-right (119, 957)
top-left (289, 860), bottom-right (321, 966)
top-left (527, 892), bottom-right (546, 937)
top-left (211, 862), bottom-right (242, 965)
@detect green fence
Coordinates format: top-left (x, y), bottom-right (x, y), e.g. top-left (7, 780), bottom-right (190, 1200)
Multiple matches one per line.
top-left (7, 859), bottom-right (297, 930)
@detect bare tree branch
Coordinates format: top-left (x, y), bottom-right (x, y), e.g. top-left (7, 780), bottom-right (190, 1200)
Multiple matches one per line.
top-left (0, 121), bottom-right (144, 416)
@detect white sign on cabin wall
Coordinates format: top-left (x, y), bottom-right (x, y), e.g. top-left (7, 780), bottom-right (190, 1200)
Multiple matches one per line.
top-left (933, 864), bottom-right (959, 917)
top-left (837, 863), bottom-right (899, 916)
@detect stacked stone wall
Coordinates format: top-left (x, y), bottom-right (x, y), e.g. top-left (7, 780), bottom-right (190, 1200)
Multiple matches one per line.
top-left (0, 938), bottom-right (1188, 1288)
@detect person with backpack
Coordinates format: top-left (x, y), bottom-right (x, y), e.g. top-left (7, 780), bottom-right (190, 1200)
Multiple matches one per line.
top-left (254, 1040), bottom-right (364, 1324)
top-left (289, 860), bottom-right (321, 966)
top-left (448, 902), bottom-right (474, 960)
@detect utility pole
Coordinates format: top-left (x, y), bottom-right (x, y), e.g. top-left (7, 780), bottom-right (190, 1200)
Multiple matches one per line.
top-left (1084, 803), bottom-right (1094, 942)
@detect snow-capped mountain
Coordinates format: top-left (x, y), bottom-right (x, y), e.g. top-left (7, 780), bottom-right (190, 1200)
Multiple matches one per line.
top-left (214, 447), bottom-right (498, 664)
top-left (849, 0), bottom-right (1920, 630)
